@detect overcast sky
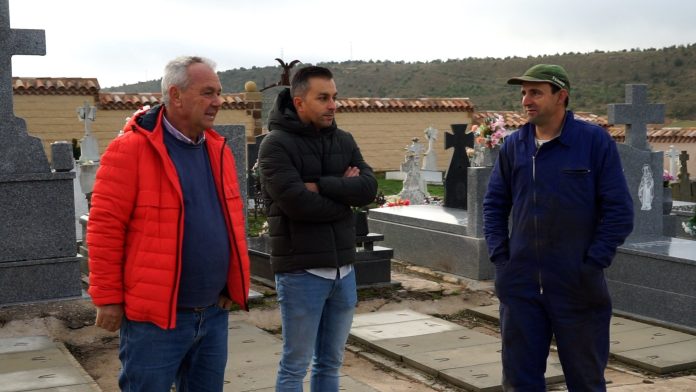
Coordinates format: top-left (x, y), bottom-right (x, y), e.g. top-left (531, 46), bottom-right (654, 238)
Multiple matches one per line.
top-left (8, 0), bottom-right (696, 88)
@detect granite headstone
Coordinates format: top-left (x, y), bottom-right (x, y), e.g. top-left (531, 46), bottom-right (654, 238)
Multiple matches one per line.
top-left (608, 84), bottom-right (665, 240)
top-left (443, 124), bottom-right (474, 209)
top-left (0, 0), bottom-right (82, 304)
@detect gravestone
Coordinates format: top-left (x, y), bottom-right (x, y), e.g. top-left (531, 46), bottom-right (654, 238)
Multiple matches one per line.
top-left (665, 145), bottom-right (679, 179)
top-left (607, 84), bottom-right (665, 241)
top-left (443, 124), bottom-right (474, 209)
top-left (213, 124), bottom-right (248, 210)
top-left (421, 126), bottom-right (438, 171)
top-left (673, 151), bottom-right (696, 202)
top-left (398, 138), bottom-right (428, 204)
top-left (76, 102), bottom-right (99, 209)
top-left (607, 85), bottom-right (696, 330)
top-left (0, 0), bottom-right (82, 304)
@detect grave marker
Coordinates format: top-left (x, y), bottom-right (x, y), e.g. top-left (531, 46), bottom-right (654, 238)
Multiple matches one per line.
top-left (607, 84), bottom-right (665, 240)
top-left (443, 124), bottom-right (474, 209)
top-left (0, 0), bottom-right (81, 304)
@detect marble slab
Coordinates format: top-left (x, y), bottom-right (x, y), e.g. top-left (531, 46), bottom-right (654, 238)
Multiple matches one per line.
top-left (439, 362), bottom-right (564, 392)
top-left (369, 205), bottom-right (468, 235)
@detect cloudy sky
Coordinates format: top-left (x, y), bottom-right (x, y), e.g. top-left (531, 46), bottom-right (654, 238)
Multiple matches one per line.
top-left (8, 0), bottom-right (696, 88)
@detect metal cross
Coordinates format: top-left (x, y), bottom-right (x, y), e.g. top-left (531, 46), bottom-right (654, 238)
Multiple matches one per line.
top-left (0, 0), bottom-right (46, 122)
top-left (607, 84), bottom-right (664, 151)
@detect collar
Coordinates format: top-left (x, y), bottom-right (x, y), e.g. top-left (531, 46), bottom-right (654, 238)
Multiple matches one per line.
top-left (162, 114), bottom-right (206, 145)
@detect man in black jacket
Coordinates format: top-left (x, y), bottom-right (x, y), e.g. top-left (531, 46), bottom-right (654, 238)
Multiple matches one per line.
top-left (258, 66), bottom-right (377, 391)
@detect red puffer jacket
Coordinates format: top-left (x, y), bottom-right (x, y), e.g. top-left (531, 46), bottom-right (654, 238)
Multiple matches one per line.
top-left (87, 105), bottom-right (249, 329)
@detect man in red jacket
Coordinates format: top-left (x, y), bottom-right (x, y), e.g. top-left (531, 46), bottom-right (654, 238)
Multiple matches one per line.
top-left (87, 56), bottom-right (250, 391)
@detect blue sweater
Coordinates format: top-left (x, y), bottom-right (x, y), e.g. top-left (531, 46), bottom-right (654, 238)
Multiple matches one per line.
top-left (164, 130), bottom-right (230, 308)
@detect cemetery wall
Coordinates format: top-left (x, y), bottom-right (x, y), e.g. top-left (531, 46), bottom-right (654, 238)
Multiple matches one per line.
top-left (14, 95), bottom-right (254, 159)
top-left (336, 111), bottom-right (474, 172)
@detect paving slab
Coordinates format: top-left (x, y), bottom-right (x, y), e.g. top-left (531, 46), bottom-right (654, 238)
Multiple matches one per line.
top-left (613, 338), bottom-right (696, 374)
top-left (439, 362), bottom-right (564, 392)
top-left (0, 366), bottom-right (93, 392)
top-left (350, 317), bottom-right (464, 344)
top-left (465, 307), bottom-right (696, 374)
top-left (0, 336), bottom-right (97, 392)
top-left (467, 304), bottom-right (500, 323)
top-left (404, 343), bottom-right (502, 375)
top-left (350, 309), bottom-right (432, 328)
top-left (0, 336), bottom-right (55, 354)
top-left (610, 326), bottom-right (695, 353)
top-left (350, 310), bottom-right (565, 391)
top-left (250, 376), bottom-right (374, 392)
top-left (225, 319), bottom-right (376, 391)
top-left (609, 316), bottom-right (652, 334)
top-left (369, 329), bottom-right (499, 361)
top-left (0, 347), bottom-right (71, 373)
top-left (224, 362), bottom-right (280, 391)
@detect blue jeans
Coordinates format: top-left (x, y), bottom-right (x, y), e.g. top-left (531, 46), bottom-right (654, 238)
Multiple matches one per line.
top-left (275, 269), bottom-right (357, 392)
top-left (118, 305), bottom-right (228, 392)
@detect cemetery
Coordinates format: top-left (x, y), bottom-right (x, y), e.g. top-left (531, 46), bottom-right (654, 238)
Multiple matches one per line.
top-left (2, 0), bottom-right (696, 390)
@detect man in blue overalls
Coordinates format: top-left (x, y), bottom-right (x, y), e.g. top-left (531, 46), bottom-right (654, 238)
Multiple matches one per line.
top-left (483, 64), bottom-right (634, 391)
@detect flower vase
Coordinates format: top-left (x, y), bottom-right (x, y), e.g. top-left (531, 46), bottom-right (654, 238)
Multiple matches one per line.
top-left (482, 146), bottom-right (500, 167)
top-left (663, 186), bottom-right (673, 215)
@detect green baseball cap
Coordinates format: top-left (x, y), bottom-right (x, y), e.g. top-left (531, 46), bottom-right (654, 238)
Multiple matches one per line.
top-left (507, 64), bottom-right (570, 91)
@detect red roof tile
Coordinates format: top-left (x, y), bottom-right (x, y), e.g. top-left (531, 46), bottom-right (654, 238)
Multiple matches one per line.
top-left (98, 92), bottom-right (247, 110)
top-left (474, 110), bottom-right (609, 129)
top-left (12, 77), bottom-right (100, 96)
top-left (609, 127), bottom-right (696, 144)
top-left (335, 98), bottom-right (474, 112)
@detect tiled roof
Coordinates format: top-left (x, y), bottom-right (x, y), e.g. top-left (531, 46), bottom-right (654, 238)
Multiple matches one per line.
top-left (12, 77), bottom-right (99, 96)
top-left (609, 127), bottom-right (696, 144)
top-left (474, 110), bottom-right (609, 129)
top-left (98, 92), bottom-right (247, 110)
top-left (335, 98), bottom-right (474, 112)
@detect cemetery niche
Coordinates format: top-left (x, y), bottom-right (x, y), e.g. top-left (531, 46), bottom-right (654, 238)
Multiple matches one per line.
top-left (0, 1), bottom-right (82, 304)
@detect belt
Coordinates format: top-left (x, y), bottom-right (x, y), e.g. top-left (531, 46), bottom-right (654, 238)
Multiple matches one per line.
top-left (177, 304), bottom-right (215, 313)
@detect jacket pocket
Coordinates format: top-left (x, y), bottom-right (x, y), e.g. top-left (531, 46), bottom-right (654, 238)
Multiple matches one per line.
top-left (560, 167), bottom-right (593, 207)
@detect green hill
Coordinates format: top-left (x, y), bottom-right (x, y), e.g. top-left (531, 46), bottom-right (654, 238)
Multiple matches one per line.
top-left (104, 44), bottom-right (696, 120)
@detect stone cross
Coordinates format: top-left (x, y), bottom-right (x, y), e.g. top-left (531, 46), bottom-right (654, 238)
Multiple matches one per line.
top-left (607, 84), bottom-right (664, 151)
top-left (422, 126), bottom-right (439, 171)
top-left (665, 145), bottom-right (679, 178)
top-left (77, 101), bottom-right (96, 134)
top-left (77, 101), bottom-right (100, 162)
top-left (444, 124), bottom-right (474, 209)
top-left (0, 0), bottom-right (46, 124)
top-left (678, 150), bottom-right (690, 182)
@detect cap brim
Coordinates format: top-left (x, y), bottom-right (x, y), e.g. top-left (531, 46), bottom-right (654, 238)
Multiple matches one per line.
top-left (507, 76), bottom-right (547, 85)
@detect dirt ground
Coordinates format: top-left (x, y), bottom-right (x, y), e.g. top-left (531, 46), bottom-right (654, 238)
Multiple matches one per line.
top-left (0, 266), bottom-right (694, 391)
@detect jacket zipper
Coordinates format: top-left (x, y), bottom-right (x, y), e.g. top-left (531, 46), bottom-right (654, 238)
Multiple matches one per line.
top-left (219, 139), bottom-right (249, 311)
top-left (533, 144), bottom-right (543, 295)
top-left (135, 124), bottom-right (182, 329)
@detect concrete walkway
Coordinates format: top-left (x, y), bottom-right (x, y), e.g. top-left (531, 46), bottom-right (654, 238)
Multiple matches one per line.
top-left (3, 306), bottom-right (696, 392)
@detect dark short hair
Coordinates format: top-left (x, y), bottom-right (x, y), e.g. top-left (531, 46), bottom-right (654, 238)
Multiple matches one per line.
top-left (291, 66), bottom-right (334, 98)
top-left (550, 83), bottom-right (570, 108)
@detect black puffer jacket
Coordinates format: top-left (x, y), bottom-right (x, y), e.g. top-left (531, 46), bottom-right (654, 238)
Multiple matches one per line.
top-left (258, 88), bottom-right (377, 273)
